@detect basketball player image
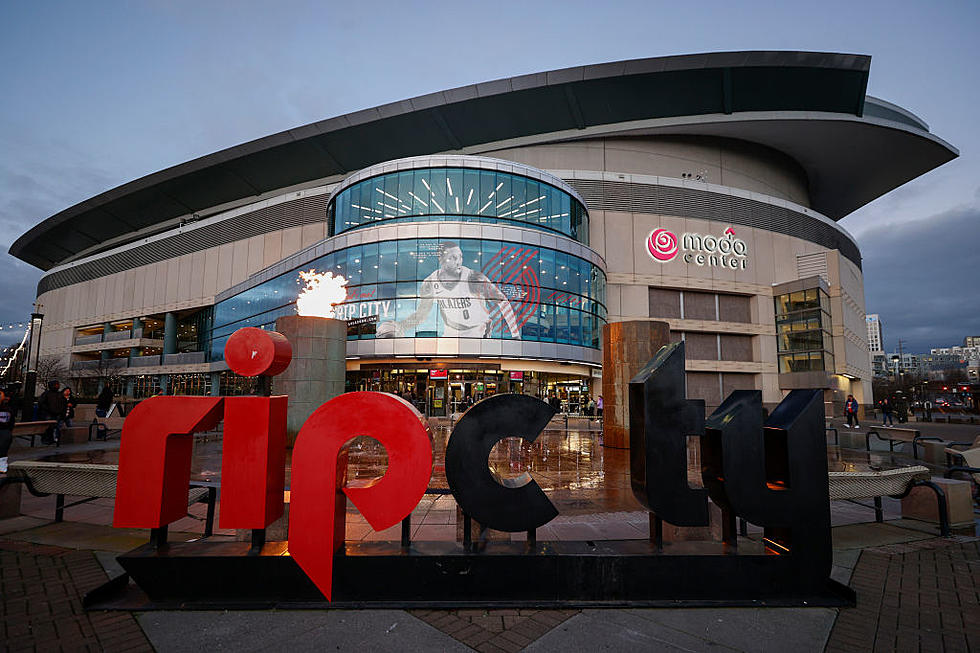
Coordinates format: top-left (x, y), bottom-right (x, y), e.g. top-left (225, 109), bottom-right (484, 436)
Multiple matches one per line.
top-left (376, 242), bottom-right (520, 339)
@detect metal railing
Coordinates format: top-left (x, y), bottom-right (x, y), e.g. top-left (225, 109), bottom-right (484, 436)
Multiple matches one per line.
top-left (162, 351), bottom-right (207, 365)
top-left (129, 355), bottom-right (162, 368)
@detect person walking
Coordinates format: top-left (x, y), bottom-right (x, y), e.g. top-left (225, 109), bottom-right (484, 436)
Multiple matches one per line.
top-left (62, 387), bottom-right (76, 428)
top-left (597, 395), bottom-right (604, 420)
top-left (881, 397), bottom-right (894, 426)
top-left (96, 385), bottom-right (114, 418)
top-left (924, 399), bottom-right (933, 422)
top-left (38, 380), bottom-right (67, 445)
top-left (843, 394), bottom-right (860, 429)
top-left (0, 388), bottom-right (15, 474)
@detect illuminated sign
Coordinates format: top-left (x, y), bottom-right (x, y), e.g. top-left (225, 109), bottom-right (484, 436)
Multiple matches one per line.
top-left (429, 369), bottom-right (448, 379)
top-left (509, 371), bottom-right (524, 381)
top-left (647, 226), bottom-right (748, 269)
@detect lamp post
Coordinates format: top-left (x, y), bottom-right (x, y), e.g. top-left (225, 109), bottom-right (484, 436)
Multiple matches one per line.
top-left (21, 309), bottom-right (44, 421)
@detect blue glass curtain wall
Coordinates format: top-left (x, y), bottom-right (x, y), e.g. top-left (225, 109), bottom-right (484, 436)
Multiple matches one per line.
top-left (211, 237), bottom-right (606, 360)
top-left (329, 168), bottom-right (588, 245)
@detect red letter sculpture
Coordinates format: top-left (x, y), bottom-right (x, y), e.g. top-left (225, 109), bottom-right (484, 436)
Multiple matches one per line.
top-left (289, 392), bottom-right (432, 600)
top-left (218, 327), bottom-right (292, 530)
top-left (113, 397), bottom-right (224, 529)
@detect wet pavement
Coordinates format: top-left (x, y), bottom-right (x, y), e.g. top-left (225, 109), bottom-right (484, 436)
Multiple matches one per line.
top-left (3, 415), bottom-right (979, 651)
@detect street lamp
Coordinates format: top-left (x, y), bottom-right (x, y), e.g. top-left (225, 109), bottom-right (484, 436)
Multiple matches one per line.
top-left (21, 309), bottom-right (44, 421)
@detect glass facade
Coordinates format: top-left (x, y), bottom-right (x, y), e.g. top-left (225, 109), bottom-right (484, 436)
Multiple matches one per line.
top-left (329, 168), bottom-right (589, 244)
top-left (211, 237), bottom-right (606, 360)
top-left (774, 287), bottom-right (834, 373)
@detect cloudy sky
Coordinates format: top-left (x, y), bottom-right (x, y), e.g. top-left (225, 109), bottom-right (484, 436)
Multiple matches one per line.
top-left (1, 0), bottom-right (977, 352)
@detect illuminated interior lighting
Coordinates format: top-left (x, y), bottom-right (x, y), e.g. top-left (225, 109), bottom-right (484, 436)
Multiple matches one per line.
top-left (466, 188), bottom-right (474, 205)
top-left (408, 191), bottom-right (428, 207)
top-left (420, 178), bottom-right (431, 191)
top-left (378, 201), bottom-right (399, 211)
top-left (430, 198), bottom-right (444, 213)
top-left (478, 200), bottom-right (492, 214)
top-left (487, 182), bottom-right (503, 199)
top-left (446, 178), bottom-right (453, 196)
top-left (455, 197), bottom-right (460, 212)
top-left (376, 188), bottom-right (400, 202)
top-left (496, 196), bottom-right (512, 209)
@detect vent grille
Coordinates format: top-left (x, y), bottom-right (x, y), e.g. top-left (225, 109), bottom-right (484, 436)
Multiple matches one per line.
top-left (797, 252), bottom-right (829, 282)
top-left (564, 179), bottom-right (861, 269)
top-left (38, 195), bottom-right (328, 295)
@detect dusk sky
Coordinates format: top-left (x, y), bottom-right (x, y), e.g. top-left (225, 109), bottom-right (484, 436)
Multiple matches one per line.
top-left (1, 0), bottom-right (977, 353)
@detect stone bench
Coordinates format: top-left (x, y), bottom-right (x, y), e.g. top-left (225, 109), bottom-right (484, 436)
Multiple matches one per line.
top-left (0, 460), bottom-right (216, 534)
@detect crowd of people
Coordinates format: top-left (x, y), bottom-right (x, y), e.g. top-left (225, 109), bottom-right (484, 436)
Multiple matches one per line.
top-left (0, 381), bottom-right (115, 475)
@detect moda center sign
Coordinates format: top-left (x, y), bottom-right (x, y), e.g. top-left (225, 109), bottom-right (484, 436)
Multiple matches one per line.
top-left (646, 226), bottom-right (748, 269)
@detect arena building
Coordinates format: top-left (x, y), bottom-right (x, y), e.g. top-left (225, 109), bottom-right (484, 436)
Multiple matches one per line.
top-left (10, 51), bottom-right (957, 416)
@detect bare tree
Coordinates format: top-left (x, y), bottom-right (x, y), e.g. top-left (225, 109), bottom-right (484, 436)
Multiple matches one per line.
top-left (34, 355), bottom-right (69, 389)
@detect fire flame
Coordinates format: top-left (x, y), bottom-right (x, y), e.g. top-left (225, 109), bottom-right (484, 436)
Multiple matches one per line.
top-left (296, 269), bottom-right (348, 319)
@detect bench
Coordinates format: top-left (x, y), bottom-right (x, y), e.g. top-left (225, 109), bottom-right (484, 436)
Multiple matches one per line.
top-left (11, 421), bottom-right (57, 447)
top-left (944, 446), bottom-right (980, 496)
top-left (864, 426), bottom-right (943, 459)
top-left (0, 460), bottom-right (216, 535)
top-left (826, 419), bottom-right (839, 445)
top-left (829, 465), bottom-right (950, 536)
top-left (87, 404), bottom-right (125, 441)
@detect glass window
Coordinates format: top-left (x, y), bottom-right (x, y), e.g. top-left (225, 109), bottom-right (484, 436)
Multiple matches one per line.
top-left (211, 236), bottom-right (607, 353)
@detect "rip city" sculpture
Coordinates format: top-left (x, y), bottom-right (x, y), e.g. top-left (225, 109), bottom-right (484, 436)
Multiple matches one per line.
top-left (102, 327), bottom-right (854, 608)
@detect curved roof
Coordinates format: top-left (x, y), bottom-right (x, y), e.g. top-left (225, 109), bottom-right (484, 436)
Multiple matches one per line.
top-left (10, 50), bottom-right (958, 271)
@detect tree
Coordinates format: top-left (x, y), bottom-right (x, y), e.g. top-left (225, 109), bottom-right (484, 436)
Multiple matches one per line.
top-left (34, 355), bottom-right (69, 390)
top-left (941, 367), bottom-right (968, 384)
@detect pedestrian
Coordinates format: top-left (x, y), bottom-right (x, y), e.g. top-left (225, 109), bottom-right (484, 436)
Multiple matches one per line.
top-left (924, 399), bottom-right (933, 422)
top-left (0, 388), bottom-right (14, 474)
top-left (38, 380), bottom-right (67, 445)
top-left (62, 387), bottom-right (76, 428)
top-left (881, 397), bottom-right (894, 426)
top-left (96, 385), bottom-right (114, 418)
top-left (597, 395), bottom-right (603, 419)
top-left (586, 397), bottom-right (595, 417)
top-left (843, 394), bottom-right (860, 429)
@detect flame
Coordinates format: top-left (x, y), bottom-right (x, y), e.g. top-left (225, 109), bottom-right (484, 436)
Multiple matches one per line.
top-left (296, 269), bottom-right (348, 319)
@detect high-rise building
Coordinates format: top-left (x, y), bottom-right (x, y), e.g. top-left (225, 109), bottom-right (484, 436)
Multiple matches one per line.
top-left (866, 314), bottom-right (884, 354)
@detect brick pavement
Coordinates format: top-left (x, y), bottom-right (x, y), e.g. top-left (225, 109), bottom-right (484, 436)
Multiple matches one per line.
top-left (409, 608), bottom-right (580, 652)
top-left (825, 536), bottom-right (980, 653)
top-left (0, 540), bottom-right (152, 652)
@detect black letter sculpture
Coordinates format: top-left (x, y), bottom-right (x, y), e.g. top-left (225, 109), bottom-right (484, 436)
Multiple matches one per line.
top-left (629, 341), bottom-right (709, 526)
top-left (446, 394), bottom-right (558, 532)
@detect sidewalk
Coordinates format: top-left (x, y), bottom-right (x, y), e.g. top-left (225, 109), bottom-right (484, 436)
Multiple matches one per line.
top-left (2, 428), bottom-right (978, 651)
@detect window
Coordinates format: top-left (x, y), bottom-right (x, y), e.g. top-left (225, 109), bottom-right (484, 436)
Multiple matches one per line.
top-left (774, 285), bottom-right (833, 374)
top-left (329, 168), bottom-right (589, 244)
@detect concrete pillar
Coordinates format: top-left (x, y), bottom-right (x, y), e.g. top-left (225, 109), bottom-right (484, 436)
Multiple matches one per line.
top-left (163, 312), bottom-right (177, 355)
top-left (125, 377), bottom-right (134, 397)
top-left (273, 315), bottom-right (346, 447)
top-left (601, 320), bottom-right (672, 449)
top-left (132, 317), bottom-right (142, 337)
top-left (101, 323), bottom-right (112, 361)
top-left (158, 374), bottom-right (169, 394)
top-left (210, 372), bottom-right (221, 396)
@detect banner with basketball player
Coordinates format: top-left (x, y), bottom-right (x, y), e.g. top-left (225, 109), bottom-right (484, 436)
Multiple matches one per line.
top-left (374, 241), bottom-right (539, 340)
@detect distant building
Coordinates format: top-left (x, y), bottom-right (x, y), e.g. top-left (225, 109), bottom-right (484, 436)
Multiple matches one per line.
top-left (866, 314), bottom-right (884, 353)
top-left (965, 336), bottom-right (980, 348)
top-left (871, 352), bottom-right (890, 377)
top-left (887, 352), bottom-right (922, 376)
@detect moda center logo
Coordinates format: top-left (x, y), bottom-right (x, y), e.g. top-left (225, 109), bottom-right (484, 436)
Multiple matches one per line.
top-left (646, 226), bottom-right (748, 269)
